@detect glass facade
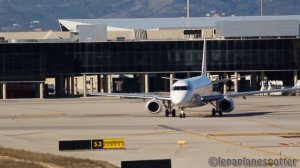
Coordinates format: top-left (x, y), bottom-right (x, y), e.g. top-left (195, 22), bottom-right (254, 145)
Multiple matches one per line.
top-left (0, 39), bottom-right (299, 81)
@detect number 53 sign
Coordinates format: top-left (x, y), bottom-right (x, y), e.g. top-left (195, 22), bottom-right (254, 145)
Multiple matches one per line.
top-left (92, 139), bottom-right (104, 149)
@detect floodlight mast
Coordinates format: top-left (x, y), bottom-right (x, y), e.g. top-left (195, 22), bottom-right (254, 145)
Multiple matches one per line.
top-left (186, 0), bottom-right (190, 27)
top-left (187, 0), bottom-right (190, 18)
top-left (260, 0), bottom-right (263, 16)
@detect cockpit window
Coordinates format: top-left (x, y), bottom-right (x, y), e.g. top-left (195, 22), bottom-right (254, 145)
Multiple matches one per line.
top-left (172, 86), bottom-right (190, 91)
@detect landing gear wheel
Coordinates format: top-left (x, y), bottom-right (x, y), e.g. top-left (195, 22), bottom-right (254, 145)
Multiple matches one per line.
top-left (179, 107), bottom-right (186, 119)
top-left (212, 108), bottom-right (216, 117)
top-left (179, 112), bottom-right (186, 118)
top-left (171, 109), bottom-right (176, 117)
top-left (165, 109), bottom-right (170, 117)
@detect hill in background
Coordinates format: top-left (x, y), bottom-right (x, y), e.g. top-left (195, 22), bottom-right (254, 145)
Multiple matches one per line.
top-left (0, 0), bottom-right (300, 31)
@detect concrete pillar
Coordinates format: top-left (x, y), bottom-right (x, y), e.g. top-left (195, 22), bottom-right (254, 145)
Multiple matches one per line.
top-left (170, 73), bottom-right (174, 90)
top-left (139, 74), bottom-right (149, 93)
top-left (107, 74), bottom-right (112, 94)
top-left (139, 74), bottom-right (145, 92)
top-left (207, 72), bottom-right (210, 78)
top-left (103, 74), bottom-right (108, 92)
top-left (70, 75), bottom-right (74, 96)
top-left (240, 75), bottom-right (247, 92)
top-left (55, 75), bottom-right (64, 97)
top-left (97, 75), bottom-right (103, 93)
top-left (260, 71), bottom-right (266, 91)
top-left (187, 72), bottom-right (191, 78)
top-left (39, 82), bottom-right (44, 99)
top-left (163, 74), bottom-right (168, 91)
top-left (234, 72), bottom-right (238, 93)
top-left (115, 81), bottom-right (123, 92)
top-left (74, 77), bottom-right (78, 95)
top-left (100, 75), bottom-right (104, 93)
top-left (145, 73), bottom-right (149, 93)
top-left (97, 75), bottom-right (100, 92)
top-left (261, 71), bottom-right (265, 81)
top-left (251, 72), bottom-right (257, 90)
top-left (294, 70), bottom-right (298, 86)
top-left (83, 74), bottom-right (87, 97)
top-left (66, 76), bottom-right (70, 95)
top-left (223, 72), bottom-right (227, 94)
top-left (2, 83), bottom-right (6, 100)
top-left (90, 77), bottom-right (94, 92)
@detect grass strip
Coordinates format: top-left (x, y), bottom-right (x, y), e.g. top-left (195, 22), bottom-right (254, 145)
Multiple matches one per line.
top-left (0, 146), bottom-right (119, 168)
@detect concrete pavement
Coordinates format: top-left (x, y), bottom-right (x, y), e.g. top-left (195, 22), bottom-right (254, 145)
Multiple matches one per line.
top-left (0, 96), bottom-right (300, 168)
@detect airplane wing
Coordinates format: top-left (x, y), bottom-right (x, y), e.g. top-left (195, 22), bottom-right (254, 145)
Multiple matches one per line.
top-left (201, 87), bottom-right (300, 102)
top-left (226, 87), bottom-right (300, 97)
top-left (89, 92), bottom-right (171, 101)
top-left (161, 77), bottom-right (181, 81)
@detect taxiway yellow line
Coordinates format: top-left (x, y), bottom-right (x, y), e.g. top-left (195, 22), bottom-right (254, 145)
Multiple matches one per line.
top-left (126, 131), bottom-right (176, 136)
top-left (207, 132), bottom-right (300, 137)
top-left (181, 129), bottom-right (300, 160)
top-left (6, 131), bottom-right (44, 137)
top-left (237, 118), bottom-right (299, 132)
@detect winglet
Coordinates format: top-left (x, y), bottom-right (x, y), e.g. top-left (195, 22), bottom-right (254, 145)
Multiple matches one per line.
top-left (201, 38), bottom-right (207, 77)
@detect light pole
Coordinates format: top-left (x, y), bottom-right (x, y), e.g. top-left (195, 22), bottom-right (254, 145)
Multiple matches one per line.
top-left (186, 0), bottom-right (190, 27)
top-left (260, 0), bottom-right (263, 16)
top-left (187, 0), bottom-right (190, 18)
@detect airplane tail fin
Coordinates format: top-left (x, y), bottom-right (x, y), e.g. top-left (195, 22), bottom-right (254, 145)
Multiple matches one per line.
top-left (201, 38), bottom-right (207, 77)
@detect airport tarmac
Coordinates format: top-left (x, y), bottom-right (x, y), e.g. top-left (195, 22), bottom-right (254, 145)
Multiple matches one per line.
top-left (0, 96), bottom-right (300, 168)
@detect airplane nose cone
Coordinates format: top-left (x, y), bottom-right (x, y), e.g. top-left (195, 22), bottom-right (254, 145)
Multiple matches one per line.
top-left (171, 91), bottom-right (188, 105)
top-left (171, 97), bottom-right (184, 105)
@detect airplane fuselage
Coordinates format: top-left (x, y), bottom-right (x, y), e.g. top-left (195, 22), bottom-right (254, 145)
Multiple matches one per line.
top-left (170, 76), bottom-right (212, 108)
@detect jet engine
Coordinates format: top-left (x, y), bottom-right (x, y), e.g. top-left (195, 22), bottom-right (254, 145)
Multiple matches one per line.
top-left (216, 96), bottom-right (235, 112)
top-left (145, 99), bottom-right (163, 114)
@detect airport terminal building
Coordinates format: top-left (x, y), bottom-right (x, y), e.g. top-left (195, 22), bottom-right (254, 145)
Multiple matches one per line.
top-left (1, 15), bottom-right (300, 99)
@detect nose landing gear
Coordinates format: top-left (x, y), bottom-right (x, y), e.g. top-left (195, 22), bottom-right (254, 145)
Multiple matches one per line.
top-left (179, 107), bottom-right (186, 118)
top-left (163, 101), bottom-right (186, 118)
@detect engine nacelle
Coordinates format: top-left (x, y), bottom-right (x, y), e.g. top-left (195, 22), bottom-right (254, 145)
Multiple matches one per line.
top-left (145, 100), bottom-right (163, 114)
top-left (216, 96), bottom-right (235, 112)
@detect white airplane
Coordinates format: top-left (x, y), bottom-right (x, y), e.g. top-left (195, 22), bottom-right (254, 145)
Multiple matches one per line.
top-left (90, 39), bottom-right (300, 118)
